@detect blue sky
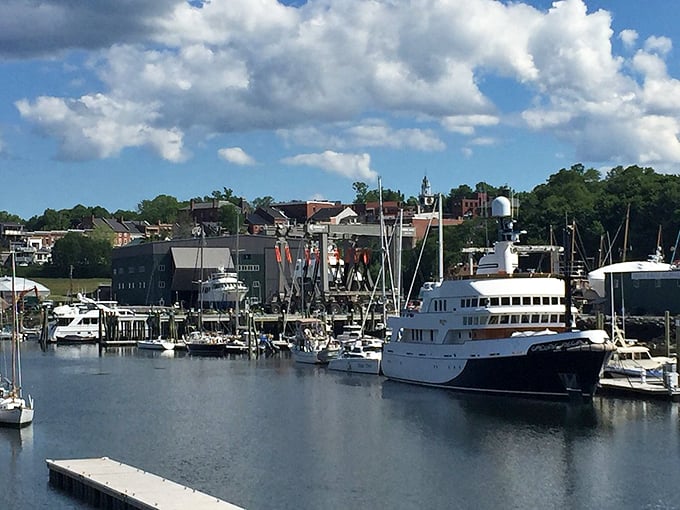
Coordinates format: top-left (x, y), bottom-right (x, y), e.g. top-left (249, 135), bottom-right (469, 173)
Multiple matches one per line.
top-left (1, 0), bottom-right (680, 220)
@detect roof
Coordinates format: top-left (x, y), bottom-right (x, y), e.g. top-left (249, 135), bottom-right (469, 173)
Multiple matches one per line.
top-left (170, 247), bottom-right (234, 269)
top-left (0, 276), bottom-right (50, 297)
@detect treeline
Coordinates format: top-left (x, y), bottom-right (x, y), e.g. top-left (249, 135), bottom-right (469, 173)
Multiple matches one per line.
top-left (3, 164), bottom-right (680, 281)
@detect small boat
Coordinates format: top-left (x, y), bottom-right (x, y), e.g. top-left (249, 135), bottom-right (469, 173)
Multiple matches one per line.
top-left (137, 337), bottom-right (175, 351)
top-left (290, 318), bottom-right (340, 365)
top-left (184, 331), bottom-right (227, 356)
top-left (0, 252), bottom-right (34, 428)
top-left (603, 329), bottom-right (675, 379)
top-left (327, 338), bottom-right (383, 375)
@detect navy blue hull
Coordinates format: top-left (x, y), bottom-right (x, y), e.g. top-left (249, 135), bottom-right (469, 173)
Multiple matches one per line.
top-left (387, 348), bottom-right (611, 399)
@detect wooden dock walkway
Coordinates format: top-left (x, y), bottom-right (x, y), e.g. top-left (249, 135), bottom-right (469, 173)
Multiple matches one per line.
top-left (47, 457), bottom-right (244, 509)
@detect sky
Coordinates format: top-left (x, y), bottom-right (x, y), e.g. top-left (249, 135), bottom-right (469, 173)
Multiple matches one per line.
top-left (1, 0), bottom-right (680, 220)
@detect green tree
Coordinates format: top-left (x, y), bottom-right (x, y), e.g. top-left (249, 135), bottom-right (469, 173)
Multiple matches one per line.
top-left (252, 196), bottom-right (274, 209)
top-left (218, 204), bottom-right (245, 234)
top-left (0, 211), bottom-right (23, 223)
top-left (352, 182), bottom-right (369, 204)
top-left (50, 232), bottom-right (111, 278)
top-left (138, 195), bottom-right (182, 224)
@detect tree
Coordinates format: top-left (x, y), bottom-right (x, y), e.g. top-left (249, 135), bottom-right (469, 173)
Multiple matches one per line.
top-left (137, 195), bottom-right (182, 223)
top-left (50, 232), bottom-right (111, 278)
top-left (218, 204), bottom-right (245, 234)
top-left (252, 196), bottom-right (274, 209)
top-left (352, 182), bottom-right (369, 204)
top-left (0, 211), bottom-right (23, 223)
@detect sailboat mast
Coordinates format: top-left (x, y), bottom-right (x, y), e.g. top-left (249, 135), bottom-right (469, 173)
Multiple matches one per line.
top-left (438, 194), bottom-right (444, 282)
top-left (395, 209), bottom-right (403, 311)
top-left (235, 212), bottom-right (240, 333)
top-left (622, 203), bottom-right (630, 262)
top-left (10, 251), bottom-right (18, 394)
top-left (378, 177), bottom-right (387, 322)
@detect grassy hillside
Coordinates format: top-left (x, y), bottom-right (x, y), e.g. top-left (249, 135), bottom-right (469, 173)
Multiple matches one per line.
top-left (31, 278), bottom-right (111, 303)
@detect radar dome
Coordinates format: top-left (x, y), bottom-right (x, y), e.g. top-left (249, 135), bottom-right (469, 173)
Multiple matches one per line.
top-left (491, 196), bottom-right (511, 218)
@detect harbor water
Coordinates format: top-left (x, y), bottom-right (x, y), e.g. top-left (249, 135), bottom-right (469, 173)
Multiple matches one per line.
top-left (1, 341), bottom-right (679, 510)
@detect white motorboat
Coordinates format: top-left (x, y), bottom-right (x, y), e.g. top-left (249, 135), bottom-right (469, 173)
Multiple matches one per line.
top-left (137, 337), bottom-right (175, 351)
top-left (0, 252), bottom-right (34, 428)
top-left (290, 318), bottom-right (340, 365)
top-left (603, 329), bottom-right (675, 379)
top-left (327, 338), bottom-right (383, 375)
top-left (48, 294), bottom-right (136, 344)
top-left (382, 196), bottom-right (615, 400)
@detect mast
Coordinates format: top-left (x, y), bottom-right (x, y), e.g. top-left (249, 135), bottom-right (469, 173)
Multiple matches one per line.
top-left (622, 203), bottom-right (630, 262)
top-left (235, 212), bottom-right (240, 334)
top-left (10, 251), bottom-right (18, 395)
top-left (395, 208), bottom-right (403, 311)
top-left (378, 177), bottom-right (387, 319)
top-left (438, 194), bottom-right (444, 282)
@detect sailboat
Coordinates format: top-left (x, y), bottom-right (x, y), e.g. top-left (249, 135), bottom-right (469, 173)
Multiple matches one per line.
top-left (185, 226), bottom-right (227, 356)
top-left (0, 252), bottom-right (34, 427)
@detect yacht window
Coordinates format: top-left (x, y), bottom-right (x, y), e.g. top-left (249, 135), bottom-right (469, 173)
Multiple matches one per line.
top-left (159, 264), bottom-right (165, 272)
top-left (128, 267), bottom-right (135, 274)
top-left (139, 266), bottom-right (145, 273)
top-left (550, 314), bottom-right (558, 323)
top-left (510, 315), bottom-right (520, 324)
top-left (560, 297), bottom-right (565, 305)
top-left (655, 279), bottom-right (661, 288)
top-left (542, 297), bottom-right (550, 305)
top-left (500, 315), bottom-right (509, 324)
top-left (113, 268), bottom-right (117, 275)
top-left (471, 298), bottom-right (478, 307)
top-left (541, 314), bottom-right (550, 323)
top-left (551, 297), bottom-right (558, 305)
top-left (159, 281), bottom-right (166, 288)
top-left (463, 316), bottom-right (468, 325)
top-left (460, 299), bottom-right (465, 308)
top-left (512, 297), bottom-right (520, 305)
top-left (501, 297), bottom-right (510, 306)
top-left (482, 298), bottom-right (490, 307)
top-left (533, 296), bottom-right (541, 305)
top-left (559, 314), bottom-right (566, 323)
top-left (521, 314), bottom-right (531, 323)
top-left (633, 280), bottom-right (640, 288)
top-left (473, 316), bottom-right (480, 325)
top-left (490, 297), bottom-right (499, 306)
top-left (531, 315), bottom-right (540, 324)
top-left (489, 316), bottom-right (499, 324)
top-left (522, 297), bottom-right (531, 305)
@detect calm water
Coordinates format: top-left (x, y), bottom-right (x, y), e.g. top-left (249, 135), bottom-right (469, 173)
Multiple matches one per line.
top-left (1, 341), bottom-right (679, 510)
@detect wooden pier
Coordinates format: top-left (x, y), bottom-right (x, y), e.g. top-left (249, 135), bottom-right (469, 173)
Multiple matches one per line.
top-left (47, 457), bottom-right (244, 509)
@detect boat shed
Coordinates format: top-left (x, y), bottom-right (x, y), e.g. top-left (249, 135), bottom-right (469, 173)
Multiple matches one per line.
top-left (605, 270), bottom-right (680, 315)
top-left (0, 276), bottom-right (50, 302)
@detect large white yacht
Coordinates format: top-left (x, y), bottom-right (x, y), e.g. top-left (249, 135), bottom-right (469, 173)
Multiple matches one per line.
top-left (200, 267), bottom-right (248, 309)
top-left (382, 197), bottom-right (614, 399)
top-left (48, 294), bottom-right (136, 343)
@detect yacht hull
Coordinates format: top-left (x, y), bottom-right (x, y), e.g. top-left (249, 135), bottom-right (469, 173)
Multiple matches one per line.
top-left (327, 357), bottom-right (381, 375)
top-left (382, 331), bottom-right (613, 399)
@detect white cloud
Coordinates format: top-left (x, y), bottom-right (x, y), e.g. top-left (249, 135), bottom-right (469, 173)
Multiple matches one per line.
top-left (218, 147), bottom-right (256, 165)
top-left (15, 94), bottom-right (187, 162)
top-left (6, 0), bottom-right (680, 172)
top-left (644, 36), bottom-right (672, 56)
top-left (619, 29), bottom-right (638, 50)
top-left (281, 151), bottom-right (377, 181)
top-left (280, 120), bottom-right (445, 151)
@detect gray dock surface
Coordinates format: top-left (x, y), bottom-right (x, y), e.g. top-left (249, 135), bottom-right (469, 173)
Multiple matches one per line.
top-left (47, 457), bottom-right (244, 509)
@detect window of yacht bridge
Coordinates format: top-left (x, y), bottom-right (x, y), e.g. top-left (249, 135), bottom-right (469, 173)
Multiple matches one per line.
top-left (490, 297), bottom-right (499, 306)
top-left (510, 315), bottom-right (520, 324)
top-left (542, 297), bottom-right (550, 305)
top-left (512, 297), bottom-right (520, 305)
top-left (533, 296), bottom-right (541, 305)
top-left (500, 315), bottom-right (509, 324)
top-left (521, 314), bottom-right (531, 323)
top-left (522, 297), bottom-right (531, 305)
top-left (531, 315), bottom-right (540, 324)
top-left (501, 297), bottom-right (510, 305)
top-left (550, 314), bottom-right (558, 322)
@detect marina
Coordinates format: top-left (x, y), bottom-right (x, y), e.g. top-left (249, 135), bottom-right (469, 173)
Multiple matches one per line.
top-left (1, 341), bottom-right (680, 509)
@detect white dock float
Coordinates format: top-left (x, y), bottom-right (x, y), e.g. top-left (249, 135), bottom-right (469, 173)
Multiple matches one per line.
top-left (46, 457), bottom-right (245, 510)
top-left (599, 378), bottom-right (680, 401)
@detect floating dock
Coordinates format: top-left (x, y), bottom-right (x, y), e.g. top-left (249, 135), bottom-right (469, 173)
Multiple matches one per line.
top-left (46, 457), bottom-right (244, 509)
top-left (598, 378), bottom-right (680, 402)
